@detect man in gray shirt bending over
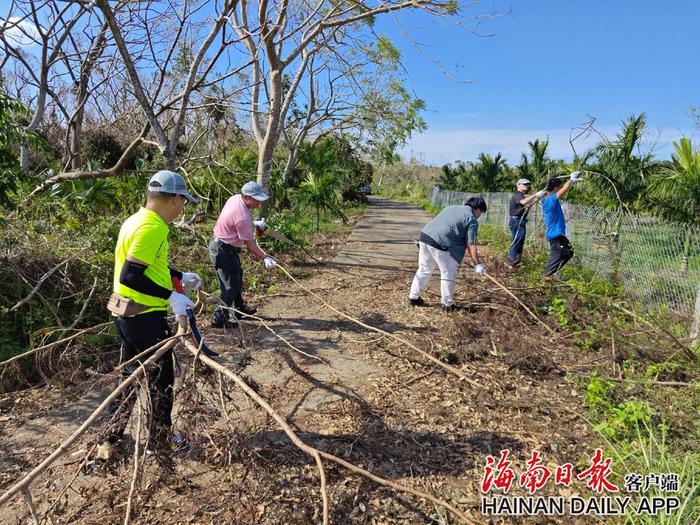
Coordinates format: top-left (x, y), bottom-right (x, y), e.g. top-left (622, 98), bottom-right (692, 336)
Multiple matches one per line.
top-left (408, 197), bottom-right (487, 311)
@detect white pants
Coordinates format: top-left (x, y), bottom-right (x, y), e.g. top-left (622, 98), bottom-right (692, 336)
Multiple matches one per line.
top-left (409, 242), bottom-right (460, 306)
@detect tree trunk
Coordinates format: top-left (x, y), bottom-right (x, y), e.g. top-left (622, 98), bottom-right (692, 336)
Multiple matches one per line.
top-left (681, 227), bottom-right (691, 274)
top-left (69, 116), bottom-right (83, 170)
top-left (691, 284), bottom-right (700, 349)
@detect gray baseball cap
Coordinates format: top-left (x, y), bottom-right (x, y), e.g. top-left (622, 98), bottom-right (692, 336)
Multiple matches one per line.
top-left (148, 170), bottom-right (197, 204)
top-left (516, 178), bottom-right (531, 185)
top-left (241, 181), bottom-right (269, 201)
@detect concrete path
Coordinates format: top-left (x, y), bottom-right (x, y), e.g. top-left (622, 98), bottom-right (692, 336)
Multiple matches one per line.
top-left (210, 197), bottom-right (434, 422)
top-left (330, 196), bottom-right (431, 271)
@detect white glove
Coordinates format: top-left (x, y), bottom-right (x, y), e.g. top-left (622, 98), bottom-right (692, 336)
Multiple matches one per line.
top-left (474, 263), bottom-right (486, 275)
top-left (181, 271), bottom-right (202, 290)
top-left (169, 291), bottom-right (194, 319)
top-left (535, 190), bottom-right (546, 199)
top-left (569, 171), bottom-right (581, 182)
top-left (264, 256), bottom-right (276, 270)
top-left (253, 218), bottom-right (267, 230)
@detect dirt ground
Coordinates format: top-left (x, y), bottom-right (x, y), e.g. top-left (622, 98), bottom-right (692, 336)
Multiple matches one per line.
top-left (0, 197), bottom-right (603, 524)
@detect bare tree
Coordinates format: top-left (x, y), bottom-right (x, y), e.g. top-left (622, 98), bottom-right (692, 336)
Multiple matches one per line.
top-left (230, 0), bottom-right (466, 194)
top-left (0, 0), bottom-right (90, 170)
top-left (4, 0), bottom-right (252, 195)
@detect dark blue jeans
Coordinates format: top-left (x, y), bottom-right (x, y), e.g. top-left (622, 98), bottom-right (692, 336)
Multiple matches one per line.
top-left (508, 217), bottom-right (527, 265)
top-left (208, 238), bottom-right (244, 324)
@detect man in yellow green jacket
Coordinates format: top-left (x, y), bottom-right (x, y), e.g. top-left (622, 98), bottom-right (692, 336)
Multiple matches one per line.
top-left (107, 170), bottom-right (200, 450)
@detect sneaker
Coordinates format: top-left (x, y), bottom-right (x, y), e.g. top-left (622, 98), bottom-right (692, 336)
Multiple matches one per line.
top-left (235, 304), bottom-right (257, 319)
top-left (408, 297), bottom-right (426, 307)
top-left (211, 317), bottom-right (238, 329)
top-left (442, 303), bottom-right (460, 312)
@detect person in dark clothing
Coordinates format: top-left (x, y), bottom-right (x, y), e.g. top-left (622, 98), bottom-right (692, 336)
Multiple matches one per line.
top-left (507, 178), bottom-right (545, 267)
top-left (541, 172), bottom-right (580, 278)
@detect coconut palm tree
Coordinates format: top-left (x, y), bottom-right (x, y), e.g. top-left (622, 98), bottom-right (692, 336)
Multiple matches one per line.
top-left (471, 152), bottom-right (508, 192)
top-left (592, 113), bottom-right (658, 210)
top-left (648, 137), bottom-right (700, 272)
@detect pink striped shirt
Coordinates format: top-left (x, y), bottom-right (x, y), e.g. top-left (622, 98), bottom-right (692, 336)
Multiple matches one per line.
top-left (213, 194), bottom-right (254, 247)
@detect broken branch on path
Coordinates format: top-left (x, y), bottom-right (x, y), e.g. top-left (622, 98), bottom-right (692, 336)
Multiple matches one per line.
top-left (276, 264), bottom-right (480, 387)
top-left (182, 337), bottom-right (474, 525)
top-left (483, 273), bottom-right (559, 337)
top-left (0, 325), bottom-right (184, 509)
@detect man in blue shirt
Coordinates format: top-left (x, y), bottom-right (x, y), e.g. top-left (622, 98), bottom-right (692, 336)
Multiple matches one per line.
top-left (408, 197), bottom-right (487, 311)
top-left (541, 172), bottom-right (580, 278)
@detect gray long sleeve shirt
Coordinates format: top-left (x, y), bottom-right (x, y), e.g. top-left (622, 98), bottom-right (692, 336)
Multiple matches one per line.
top-left (421, 205), bottom-right (479, 264)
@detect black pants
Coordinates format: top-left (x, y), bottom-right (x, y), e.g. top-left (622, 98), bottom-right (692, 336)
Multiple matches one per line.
top-left (208, 237), bottom-right (244, 324)
top-left (107, 310), bottom-right (174, 442)
top-left (545, 235), bottom-right (574, 276)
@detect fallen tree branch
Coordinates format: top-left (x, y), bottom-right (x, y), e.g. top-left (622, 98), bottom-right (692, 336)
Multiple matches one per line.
top-left (0, 324), bottom-right (185, 508)
top-left (587, 373), bottom-right (699, 388)
top-left (276, 264), bottom-right (479, 387)
top-left (123, 396), bottom-right (144, 525)
top-left (183, 337), bottom-right (474, 524)
top-left (483, 273), bottom-right (559, 337)
top-left (29, 129), bottom-right (149, 196)
top-left (611, 303), bottom-right (696, 361)
top-left (59, 276), bottom-right (99, 338)
top-left (0, 322), bottom-right (112, 369)
top-left (10, 257), bottom-right (75, 312)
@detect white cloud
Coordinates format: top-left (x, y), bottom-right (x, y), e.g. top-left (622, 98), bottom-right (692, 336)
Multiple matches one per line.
top-left (401, 125), bottom-right (700, 166)
top-left (0, 17), bottom-right (41, 47)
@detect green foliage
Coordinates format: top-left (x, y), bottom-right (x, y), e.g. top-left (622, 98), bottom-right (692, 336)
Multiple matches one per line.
top-left (594, 423), bottom-right (700, 525)
top-left (439, 163), bottom-right (462, 191)
top-left (517, 139), bottom-right (556, 188)
top-left (587, 113), bottom-right (659, 210)
top-left (466, 152), bottom-right (509, 192)
top-left (584, 372), bottom-right (616, 410)
top-left (594, 400), bottom-right (652, 440)
top-left (296, 139), bottom-right (347, 232)
top-left (548, 297), bottom-right (569, 327)
top-left (0, 92), bottom-right (48, 207)
top-left (648, 138), bottom-right (700, 227)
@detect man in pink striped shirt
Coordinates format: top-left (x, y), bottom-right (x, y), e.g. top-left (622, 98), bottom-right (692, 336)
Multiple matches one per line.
top-left (208, 181), bottom-right (276, 328)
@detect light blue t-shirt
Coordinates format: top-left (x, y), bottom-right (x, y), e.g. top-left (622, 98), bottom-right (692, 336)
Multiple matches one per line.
top-left (421, 205), bottom-right (479, 263)
top-left (541, 194), bottom-right (566, 240)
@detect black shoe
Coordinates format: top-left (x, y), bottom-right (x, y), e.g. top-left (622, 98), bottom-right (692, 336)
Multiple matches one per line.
top-left (234, 304), bottom-right (257, 319)
top-left (408, 297), bottom-right (426, 307)
top-left (211, 317), bottom-right (238, 329)
top-left (442, 303), bottom-right (460, 312)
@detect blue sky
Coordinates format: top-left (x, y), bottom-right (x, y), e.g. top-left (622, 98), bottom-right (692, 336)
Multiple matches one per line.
top-left (379, 1), bottom-right (700, 165)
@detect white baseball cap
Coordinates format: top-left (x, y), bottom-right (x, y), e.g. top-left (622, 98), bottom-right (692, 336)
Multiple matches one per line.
top-left (148, 170), bottom-right (197, 204)
top-left (241, 181), bottom-right (269, 201)
top-left (516, 178), bottom-right (531, 186)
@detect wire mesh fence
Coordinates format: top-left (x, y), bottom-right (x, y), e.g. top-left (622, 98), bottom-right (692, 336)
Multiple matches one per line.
top-left (430, 186), bottom-right (700, 319)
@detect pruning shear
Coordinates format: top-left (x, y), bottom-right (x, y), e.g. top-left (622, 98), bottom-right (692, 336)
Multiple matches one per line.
top-left (172, 277), bottom-right (219, 358)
